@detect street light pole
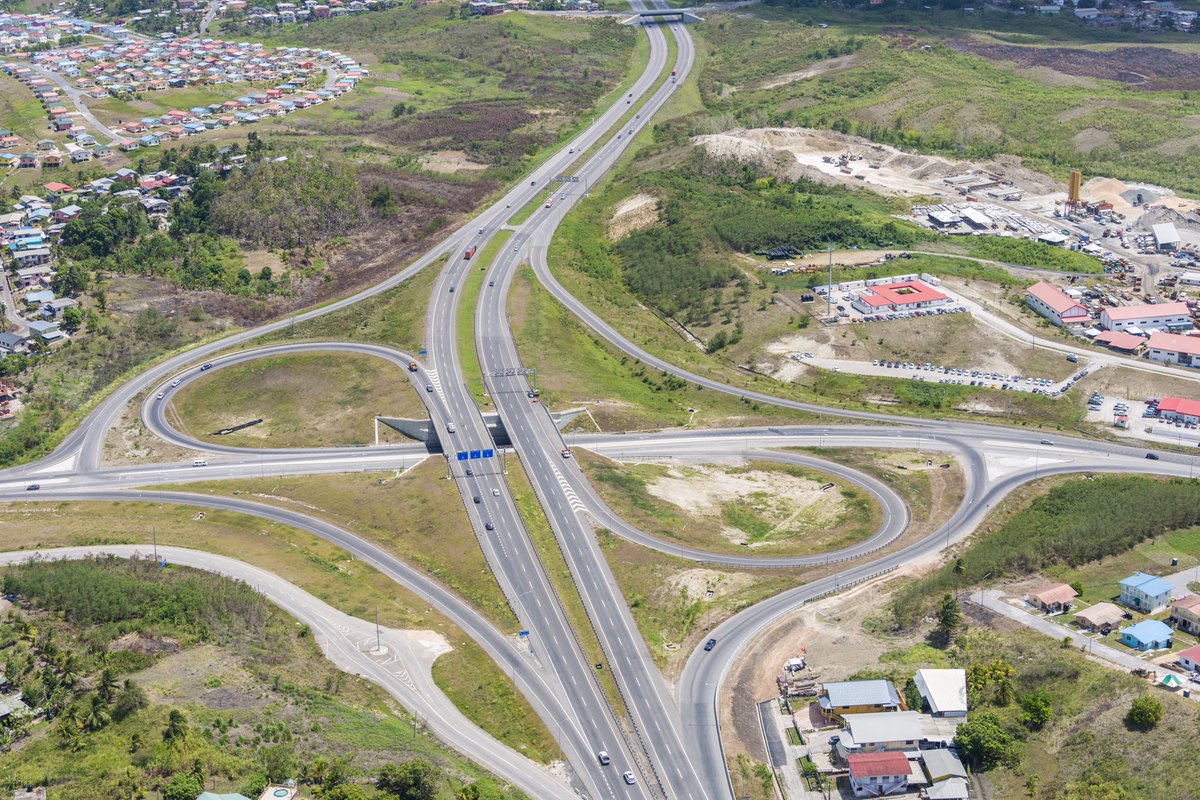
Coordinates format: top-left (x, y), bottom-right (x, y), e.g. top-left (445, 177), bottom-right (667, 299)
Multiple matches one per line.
top-left (827, 247), bottom-right (834, 318)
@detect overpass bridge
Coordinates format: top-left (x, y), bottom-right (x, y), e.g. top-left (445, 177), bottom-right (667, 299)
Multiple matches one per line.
top-left (621, 7), bottom-right (703, 23)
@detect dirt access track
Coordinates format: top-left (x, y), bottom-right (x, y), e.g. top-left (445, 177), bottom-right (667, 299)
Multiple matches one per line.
top-left (951, 41), bottom-right (1200, 91)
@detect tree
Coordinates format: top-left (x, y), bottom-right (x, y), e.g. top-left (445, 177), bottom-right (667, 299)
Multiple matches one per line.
top-left (932, 593), bottom-right (961, 647)
top-left (952, 557), bottom-right (966, 598)
top-left (324, 785), bottom-right (370, 800)
top-left (377, 759), bottom-right (438, 800)
top-left (1126, 694), bottom-right (1164, 730)
top-left (163, 708), bottom-right (189, 746)
top-left (97, 667), bottom-right (117, 702)
top-left (260, 743), bottom-right (295, 783)
top-left (161, 772), bottom-right (203, 800)
top-left (954, 711), bottom-right (1019, 769)
top-left (113, 679), bottom-right (148, 721)
top-left (1018, 688), bottom-right (1053, 730)
top-left (903, 680), bottom-right (923, 713)
top-left (84, 694), bottom-right (111, 731)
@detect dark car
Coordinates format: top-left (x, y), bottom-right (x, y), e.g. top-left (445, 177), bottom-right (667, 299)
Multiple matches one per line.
top-left (1146, 453), bottom-right (1160, 460)
top-left (200, 363), bottom-right (213, 371)
top-left (25, 483), bottom-right (40, 491)
top-left (473, 495), bottom-right (481, 504)
top-left (704, 638), bottom-right (717, 651)
top-left (484, 521), bottom-right (495, 531)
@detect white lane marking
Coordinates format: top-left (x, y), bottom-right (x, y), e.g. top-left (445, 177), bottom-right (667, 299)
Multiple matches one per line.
top-left (549, 462), bottom-right (586, 514)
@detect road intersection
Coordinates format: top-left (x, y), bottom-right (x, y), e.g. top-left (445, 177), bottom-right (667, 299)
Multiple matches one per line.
top-left (0, 8), bottom-right (1196, 800)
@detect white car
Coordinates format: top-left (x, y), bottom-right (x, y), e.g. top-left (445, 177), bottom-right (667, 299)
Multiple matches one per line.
top-left (623, 771), bottom-right (637, 785)
top-left (170, 379), bottom-right (180, 387)
top-left (156, 392), bottom-right (164, 400)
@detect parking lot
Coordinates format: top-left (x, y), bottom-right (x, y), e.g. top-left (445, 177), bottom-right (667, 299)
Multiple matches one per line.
top-left (1086, 393), bottom-right (1200, 448)
top-left (814, 297), bottom-right (970, 325)
top-left (793, 353), bottom-right (1087, 396)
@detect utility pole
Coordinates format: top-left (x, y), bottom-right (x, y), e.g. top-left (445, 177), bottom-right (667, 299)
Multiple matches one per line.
top-left (374, 607), bottom-right (381, 653)
top-left (827, 246), bottom-right (834, 319)
top-left (152, 526), bottom-right (157, 561)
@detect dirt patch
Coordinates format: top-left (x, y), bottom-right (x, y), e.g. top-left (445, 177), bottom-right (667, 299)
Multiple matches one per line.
top-left (719, 577), bottom-right (923, 757)
top-left (950, 41), bottom-right (1200, 90)
top-left (420, 149), bottom-right (488, 174)
top-left (659, 567), bottom-right (756, 603)
top-left (1073, 127), bottom-right (1117, 154)
top-left (110, 631), bottom-right (181, 656)
top-left (753, 52), bottom-right (863, 91)
top-left (134, 644), bottom-right (270, 711)
top-left (607, 192), bottom-right (660, 240)
top-left (645, 464), bottom-right (846, 547)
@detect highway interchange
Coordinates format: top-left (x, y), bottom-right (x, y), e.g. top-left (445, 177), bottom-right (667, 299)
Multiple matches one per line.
top-left (1, 7), bottom-right (1199, 800)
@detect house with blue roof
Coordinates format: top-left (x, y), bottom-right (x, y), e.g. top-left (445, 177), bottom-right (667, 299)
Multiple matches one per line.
top-left (138, 134), bottom-right (160, 147)
top-left (818, 680), bottom-right (904, 721)
top-left (1120, 573), bottom-right (1174, 614)
top-left (1120, 619), bottom-right (1174, 651)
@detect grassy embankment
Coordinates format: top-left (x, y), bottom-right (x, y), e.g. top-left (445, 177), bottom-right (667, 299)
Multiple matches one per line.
top-left (576, 451), bottom-right (881, 556)
top-left (458, 230), bottom-right (513, 407)
top-left (169, 351), bottom-right (427, 448)
top-left (0, 494), bottom-right (558, 770)
top-left (0, 558), bottom-right (532, 799)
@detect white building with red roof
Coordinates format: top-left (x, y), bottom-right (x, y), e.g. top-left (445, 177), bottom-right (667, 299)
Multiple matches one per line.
top-left (1176, 643), bottom-right (1200, 673)
top-left (1146, 331), bottom-right (1200, 368)
top-left (1158, 397), bottom-right (1200, 425)
top-left (851, 280), bottom-right (948, 314)
top-left (1100, 301), bottom-right (1191, 332)
top-left (1025, 281), bottom-right (1091, 330)
top-left (846, 751), bottom-right (913, 797)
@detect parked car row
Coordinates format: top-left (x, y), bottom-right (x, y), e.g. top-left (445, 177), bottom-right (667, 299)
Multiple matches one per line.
top-left (870, 361), bottom-right (1062, 392)
top-left (856, 306), bottom-right (967, 323)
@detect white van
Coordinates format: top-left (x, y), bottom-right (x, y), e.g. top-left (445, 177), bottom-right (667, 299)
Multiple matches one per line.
top-left (193, 458), bottom-right (207, 467)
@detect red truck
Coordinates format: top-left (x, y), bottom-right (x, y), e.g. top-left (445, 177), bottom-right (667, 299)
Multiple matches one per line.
top-left (464, 245), bottom-right (477, 260)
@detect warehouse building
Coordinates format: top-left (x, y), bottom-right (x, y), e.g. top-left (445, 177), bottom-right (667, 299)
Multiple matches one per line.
top-left (1099, 301), bottom-right (1192, 332)
top-left (1146, 332), bottom-right (1200, 367)
top-left (1153, 222), bottom-right (1182, 252)
top-left (1025, 281), bottom-right (1091, 330)
top-left (1158, 397), bottom-right (1200, 425)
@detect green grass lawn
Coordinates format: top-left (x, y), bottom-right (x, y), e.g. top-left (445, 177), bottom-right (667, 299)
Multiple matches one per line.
top-left (169, 351), bottom-right (427, 448)
top-left (179, 463), bottom-right (519, 632)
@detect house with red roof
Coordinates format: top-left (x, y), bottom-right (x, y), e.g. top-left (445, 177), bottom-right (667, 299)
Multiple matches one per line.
top-left (846, 751), bottom-right (912, 797)
top-left (42, 181), bottom-right (71, 194)
top-left (1025, 281), bottom-right (1091, 330)
top-left (1170, 594), bottom-right (1200, 637)
top-left (1176, 642), bottom-right (1200, 672)
top-left (851, 280), bottom-right (948, 314)
top-left (1029, 583), bottom-right (1078, 614)
top-left (1094, 330), bottom-right (1145, 354)
top-left (1146, 331), bottom-right (1200, 368)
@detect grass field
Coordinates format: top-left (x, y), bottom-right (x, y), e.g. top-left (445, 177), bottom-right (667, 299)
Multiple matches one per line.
top-left (689, 7), bottom-right (1200, 193)
top-left (265, 257), bottom-right (442, 352)
top-left (179, 462), bottom-right (519, 632)
top-left (577, 452), bottom-right (883, 556)
top-left (508, 267), bottom-right (822, 431)
top-left (169, 351), bottom-right (427, 448)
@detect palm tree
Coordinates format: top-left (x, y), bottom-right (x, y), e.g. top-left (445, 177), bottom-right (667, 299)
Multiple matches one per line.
top-left (97, 668), bottom-right (117, 703)
top-left (58, 654), bottom-right (81, 688)
top-left (953, 557), bottom-right (966, 599)
top-left (163, 709), bottom-right (189, 746)
top-left (84, 695), bottom-right (111, 732)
